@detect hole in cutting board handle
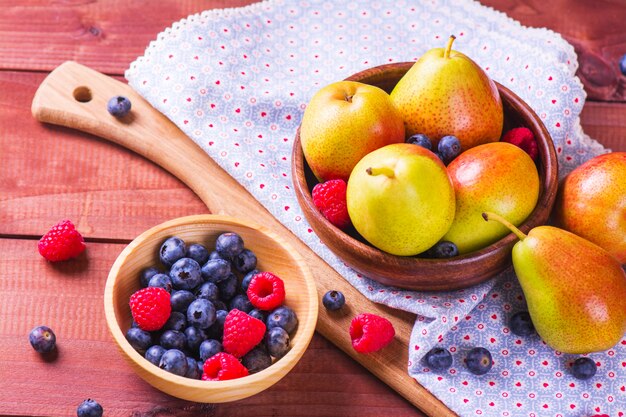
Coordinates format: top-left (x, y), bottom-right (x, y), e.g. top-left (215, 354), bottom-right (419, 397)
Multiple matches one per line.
top-left (73, 86), bottom-right (92, 103)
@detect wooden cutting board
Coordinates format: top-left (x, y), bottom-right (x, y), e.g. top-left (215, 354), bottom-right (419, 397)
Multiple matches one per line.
top-left (31, 61), bottom-right (455, 417)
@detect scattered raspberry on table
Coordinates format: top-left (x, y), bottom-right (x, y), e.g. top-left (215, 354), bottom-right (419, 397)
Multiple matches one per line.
top-left (37, 219), bottom-right (86, 262)
top-left (349, 313), bottom-right (395, 353)
top-left (311, 179), bottom-right (351, 230)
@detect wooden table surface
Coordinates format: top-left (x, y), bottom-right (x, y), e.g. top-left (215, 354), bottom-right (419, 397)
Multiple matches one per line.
top-left (1, 1), bottom-right (625, 416)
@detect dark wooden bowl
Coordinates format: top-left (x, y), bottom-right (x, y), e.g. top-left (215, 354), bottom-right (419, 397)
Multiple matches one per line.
top-left (292, 62), bottom-right (558, 291)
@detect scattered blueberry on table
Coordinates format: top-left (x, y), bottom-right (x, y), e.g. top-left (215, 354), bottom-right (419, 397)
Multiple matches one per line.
top-left (106, 96), bottom-right (131, 118)
top-left (76, 398), bottom-right (103, 417)
top-left (29, 325), bottom-right (56, 354)
top-left (509, 311), bottom-right (536, 336)
top-left (465, 347), bottom-right (493, 375)
top-left (570, 357), bottom-right (597, 380)
top-left (424, 347), bottom-right (453, 371)
top-left (322, 290), bottom-right (346, 311)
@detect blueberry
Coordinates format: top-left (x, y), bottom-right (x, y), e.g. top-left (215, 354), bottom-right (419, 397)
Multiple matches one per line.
top-left (267, 306), bottom-right (298, 334)
top-left (139, 266), bottom-right (160, 287)
top-left (145, 345), bottom-right (166, 367)
top-left (195, 281), bottom-right (219, 303)
top-left (159, 330), bottom-right (187, 351)
top-left (185, 356), bottom-right (201, 379)
top-left (160, 237), bottom-right (186, 267)
top-left (438, 135), bottom-right (461, 164)
top-left (206, 309), bottom-right (228, 341)
top-left (197, 360), bottom-right (204, 377)
top-left (571, 357), bottom-right (597, 380)
top-left (217, 273), bottom-right (238, 301)
top-left (215, 232), bottom-right (244, 260)
top-left (208, 250), bottom-right (224, 261)
top-left (466, 347), bottom-right (493, 375)
top-left (148, 273), bottom-right (173, 292)
top-left (184, 326), bottom-right (208, 353)
top-left (162, 311), bottom-right (187, 332)
top-left (234, 249), bottom-right (257, 273)
top-left (186, 243), bottom-right (210, 265)
top-left (322, 290), bottom-right (345, 311)
top-left (199, 339), bottom-right (223, 362)
top-left (76, 398), bottom-right (103, 417)
top-left (187, 298), bottom-right (216, 329)
top-left (169, 257), bottom-right (203, 290)
top-left (248, 308), bottom-right (267, 322)
top-left (107, 95), bottom-right (131, 118)
top-left (212, 300), bottom-right (228, 312)
top-left (125, 327), bottom-right (153, 353)
top-left (159, 349), bottom-right (188, 376)
top-left (201, 258), bottom-right (232, 283)
top-left (29, 325), bottom-right (57, 354)
top-left (406, 133), bottom-right (432, 150)
top-left (424, 241), bottom-right (459, 258)
top-left (229, 294), bottom-right (253, 313)
top-left (620, 53), bottom-right (626, 75)
top-left (242, 347), bottom-right (272, 374)
top-left (170, 290), bottom-right (196, 313)
top-left (241, 269), bottom-right (260, 292)
top-left (509, 311), bottom-right (535, 336)
top-left (266, 327), bottom-right (290, 359)
top-left (424, 347), bottom-right (453, 371)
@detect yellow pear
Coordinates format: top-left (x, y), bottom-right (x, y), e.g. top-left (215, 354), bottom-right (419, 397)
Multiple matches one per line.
top-left (390, 35), bottom-right (503, 150)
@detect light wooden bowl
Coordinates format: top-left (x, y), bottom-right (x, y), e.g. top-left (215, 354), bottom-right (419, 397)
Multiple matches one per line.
top-left (292, 62), bottom-right (558, 291)
top-left (103, 214), bottom-right (318, 403)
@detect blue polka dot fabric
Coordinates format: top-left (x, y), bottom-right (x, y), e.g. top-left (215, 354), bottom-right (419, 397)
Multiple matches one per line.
top-left (126, 1), bottom-right (623, 415)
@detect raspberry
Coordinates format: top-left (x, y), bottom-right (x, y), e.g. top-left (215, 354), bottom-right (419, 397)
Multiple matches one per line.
top-left (349, 313), bottom-right (395, 353)
top-left (247, 272), bottom-right (286, 311)
top-left (311, 179), bottom-right (351, 230)
top-left (129, 287), bottom-right (171, 331)
top-left (201, 352), bottom-right (249, 381)
top-left (501, 127), bottom-right (538, 161)
top-left (37, 219), bottom-right (86, 262)
top-left (222, 309), bottom-right (266, 358)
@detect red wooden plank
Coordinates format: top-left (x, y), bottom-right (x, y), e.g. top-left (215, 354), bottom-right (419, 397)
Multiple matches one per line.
top-left (0, 238), bottom-right (420, 417)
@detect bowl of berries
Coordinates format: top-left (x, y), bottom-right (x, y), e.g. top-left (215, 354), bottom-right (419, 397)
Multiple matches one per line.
top-left (103, 214), bottom-right (318, 402)
top-left (291, 57), bottom-right (558, 291)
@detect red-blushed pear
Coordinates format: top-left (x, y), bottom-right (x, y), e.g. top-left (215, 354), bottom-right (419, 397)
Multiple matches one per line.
top-left (346, 143), bottom-right (455, 256)
top-left (483, 212), bottom-right (626, 354)
top-left (442, 142), bottom-right (539, 254)
top-left (554, 152), bottom-right (626, 264)
top-left (390, 35), bottom-right (503, 151)
top-left (300, 81), bottom-right (405, 182)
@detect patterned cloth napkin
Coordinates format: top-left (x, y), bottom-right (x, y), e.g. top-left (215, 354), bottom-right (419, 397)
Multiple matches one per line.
top-left (126, 1), bottom-right (623, 415)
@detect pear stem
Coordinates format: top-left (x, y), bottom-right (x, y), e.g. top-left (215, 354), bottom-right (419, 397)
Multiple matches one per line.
top-left (443, 35), bottom-right (456, 59)
top-left (366, 166), bottom-right (395, 178)
top-left (482, 212), bottom-right (527, 241)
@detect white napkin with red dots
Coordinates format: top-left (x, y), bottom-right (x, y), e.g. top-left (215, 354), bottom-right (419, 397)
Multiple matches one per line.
top-left (126, 1), bottom-right (623, 415)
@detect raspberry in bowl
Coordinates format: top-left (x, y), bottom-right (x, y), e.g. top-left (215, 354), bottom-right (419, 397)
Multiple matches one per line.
top-left (103, 215), bottom-right (318, 403)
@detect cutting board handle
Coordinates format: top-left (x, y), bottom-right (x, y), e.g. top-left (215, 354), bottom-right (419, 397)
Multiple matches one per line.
top-left (31, 61), bottom-right (454, 417)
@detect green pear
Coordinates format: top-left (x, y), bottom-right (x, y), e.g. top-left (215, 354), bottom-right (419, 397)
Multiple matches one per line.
top-left (483, 212), bottom-right (626, 354)
top-left (390, 35), bottom-right (503, 151)
top-left (346, 143), bottom-right (455, 256)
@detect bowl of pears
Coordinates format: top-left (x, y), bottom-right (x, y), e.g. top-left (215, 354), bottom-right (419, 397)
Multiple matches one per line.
top-left (291, 35), bottom-right (559, 291)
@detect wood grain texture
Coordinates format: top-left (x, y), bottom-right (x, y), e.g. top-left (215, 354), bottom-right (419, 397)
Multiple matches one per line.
top-left (292, 63), bottom-right (558, 291)
top-left (2, 0), bottom-right (626, 100)
top-left (479, 0), bottom-right (626, 101)
top-left (0, 238), bottom-right (418, 417)
top-left (0, 71), bottom-right (209, 239)
top-left (29, 61), bottom-right (448, 416)
top-left (580, 101), bottom-right (626, 153)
